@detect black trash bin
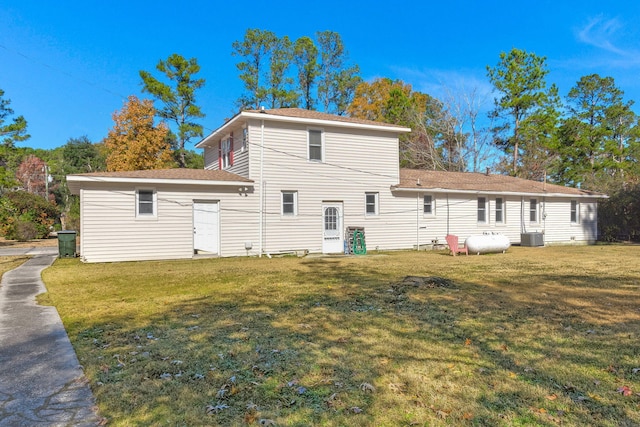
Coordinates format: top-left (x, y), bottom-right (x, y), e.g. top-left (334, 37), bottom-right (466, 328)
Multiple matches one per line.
top-left (57, 230), bottom-right (77, 258)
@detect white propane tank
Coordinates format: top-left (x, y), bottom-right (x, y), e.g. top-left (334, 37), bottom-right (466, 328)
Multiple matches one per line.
top-left (465, 233), bottom-right (511, 255)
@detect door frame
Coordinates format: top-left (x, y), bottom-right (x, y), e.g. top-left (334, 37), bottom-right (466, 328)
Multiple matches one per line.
top-left (193, 200), bottom-right (220, 254)
top-left (322, 202), bottom-right (343, 254)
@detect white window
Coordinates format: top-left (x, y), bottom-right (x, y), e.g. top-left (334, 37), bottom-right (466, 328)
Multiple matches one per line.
top-left (242, 127), bottom-right (248, 152)
top-left (136, 189), bottom-right (156, 217)
top-left (570, 200), bottom-right (579, 223)
top-left (221, 137), bottom-right (232, 169)
top-left (308, 129), bottom-right (323, 161)
top-left (530, 199), bottom-right (538, 223)
top-left (423, 195), bottom-right (434, 215)
top-left (477, 197), bottom-right (487, 223)
top-left (282, 191), bottom-right (297, 216)
top-left (495, 197), bottom-right (504, 223)
top-left (365, 192), bottom-right (378, 215)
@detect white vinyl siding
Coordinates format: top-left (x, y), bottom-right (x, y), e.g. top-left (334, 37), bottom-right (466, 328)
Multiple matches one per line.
top-left (77, 183), bottom-right (259, 262)
top-left (204, 128), bottom-right (250, 179)
top-left (247, 120), bottom-right (401, 254)
top-left (78, 114), bottom-right (602, 263)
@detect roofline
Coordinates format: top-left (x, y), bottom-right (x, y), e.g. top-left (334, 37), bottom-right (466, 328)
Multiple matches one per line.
top-left (196, 111), bottom-right (245, 148)
top-left (66, 175), bottom-right (254, 187)
top-left (196, 110), bottom-right (411, 148)
top-left (391, 186), bottom-right (609, 199)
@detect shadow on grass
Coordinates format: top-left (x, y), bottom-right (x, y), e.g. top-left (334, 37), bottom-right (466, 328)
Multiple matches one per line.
top-left (54, 252), bottom-right (640, 426)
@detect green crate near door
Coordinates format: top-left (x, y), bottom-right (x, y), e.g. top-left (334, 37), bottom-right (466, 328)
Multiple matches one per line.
top-left (57, 230), bottom-right (77, 258)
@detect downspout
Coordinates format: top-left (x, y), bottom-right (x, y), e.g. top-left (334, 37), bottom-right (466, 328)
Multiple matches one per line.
top-left (416, 193), bottom-right (420, 250)
top-left (542, 196), bottom-right (546, 236)
top-left (520, 197), bottom-right (525, 233)
top-left (446, 193), bottom-right (450, 235)
top-left (259, 119), bottom-right (265, 257)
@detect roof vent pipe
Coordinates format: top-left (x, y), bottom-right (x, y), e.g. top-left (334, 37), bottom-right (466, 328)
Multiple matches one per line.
top-left (260, 106), bottom-right (266, 113)
top-left (485, 167), bottom-right (490, 176)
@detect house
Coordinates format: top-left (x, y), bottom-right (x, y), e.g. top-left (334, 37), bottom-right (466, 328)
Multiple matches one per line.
top-left (67, 108), bottom-right (606, 263)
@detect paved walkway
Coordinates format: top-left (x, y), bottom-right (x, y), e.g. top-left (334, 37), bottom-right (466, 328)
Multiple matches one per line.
top-left (0, 254), bottom-right (101, 426)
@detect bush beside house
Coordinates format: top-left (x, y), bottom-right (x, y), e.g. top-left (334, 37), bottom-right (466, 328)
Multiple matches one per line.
top-left (0, 191), bottom-right (59, 241)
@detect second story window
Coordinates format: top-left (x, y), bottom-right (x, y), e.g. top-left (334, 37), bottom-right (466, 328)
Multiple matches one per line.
top-left (242, 127), bottom-right (248, 152)
top-left (308, 129), bottom-right (323, 161)
top-left (221, 136), bottom-right (233, 169)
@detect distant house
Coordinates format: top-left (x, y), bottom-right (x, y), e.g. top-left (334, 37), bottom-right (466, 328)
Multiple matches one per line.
top-left (67, 108), bottom-right (606, 263)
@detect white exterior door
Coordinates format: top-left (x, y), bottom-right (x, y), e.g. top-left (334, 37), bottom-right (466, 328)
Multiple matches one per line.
top-left (322, 203), bottom-right (343, 254)
top-left (193, 201), bottom-right (219, 254)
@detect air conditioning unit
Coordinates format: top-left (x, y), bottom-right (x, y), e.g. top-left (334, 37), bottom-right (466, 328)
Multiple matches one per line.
top-left (521, 232), bottom-right (544, 247)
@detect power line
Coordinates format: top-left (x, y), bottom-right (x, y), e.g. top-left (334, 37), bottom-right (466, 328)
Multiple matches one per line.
top-left (0, 43), bottom-right (127, 100)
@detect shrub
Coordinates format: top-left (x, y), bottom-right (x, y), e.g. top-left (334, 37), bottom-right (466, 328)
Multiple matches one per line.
top-left (0, 190), bottom-right (59, 240)
top-left (14, 220), bottom-right (38, 241)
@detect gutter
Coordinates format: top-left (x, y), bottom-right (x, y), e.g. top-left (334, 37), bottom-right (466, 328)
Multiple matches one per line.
top-left (391, 186), bottom-right (608, 199)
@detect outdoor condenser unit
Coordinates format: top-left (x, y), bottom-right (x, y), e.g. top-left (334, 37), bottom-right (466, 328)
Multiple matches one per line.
top-left (521, 232), bottom-right (544, 247)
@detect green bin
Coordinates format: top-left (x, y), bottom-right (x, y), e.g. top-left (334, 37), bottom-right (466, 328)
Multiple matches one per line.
top-left (57, 230), bottom-right (77, 258)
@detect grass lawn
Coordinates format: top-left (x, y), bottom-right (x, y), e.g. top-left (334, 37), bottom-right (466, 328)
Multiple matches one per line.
top-left (40, 245), bottom-right (640, 426)
top-left (0, 256), bottom-right (30, 277)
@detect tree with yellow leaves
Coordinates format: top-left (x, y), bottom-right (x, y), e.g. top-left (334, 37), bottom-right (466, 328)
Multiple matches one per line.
top-left (104, 96), bottom-right (175, 171)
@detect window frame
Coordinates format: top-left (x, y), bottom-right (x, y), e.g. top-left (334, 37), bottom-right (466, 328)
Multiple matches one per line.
top-left (307, 128), bottom-right (324, 162)
top-left (221, 137), bottom-right (232, 169)
top-left (136, 189), bottom-right (157, 219)
top-left (281, 191), bottom-right (298, 216)
top-left (495, 197), bottom-right (504, 224)
top-left (570, 200), bottom-right (579, 224)
top-left (241, 127), bottom-right (248, 152)
top-left (530, 198), bottom-right (539, 223)
top-left (365, 192), bottom-right (379, 216)
top-left (477, 196), bottom-right (487, 223)
top-left (423, 194), bottom-right (435, 216)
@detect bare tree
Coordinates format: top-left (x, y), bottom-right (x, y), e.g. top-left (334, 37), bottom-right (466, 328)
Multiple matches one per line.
top-left (439, 86), bottom-right (494, 172)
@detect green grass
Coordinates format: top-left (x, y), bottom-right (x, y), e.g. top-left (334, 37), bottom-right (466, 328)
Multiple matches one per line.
top-left (40, 245), bottom-right (640, 426)
top-left (0, 256), bottom-right (30, 277)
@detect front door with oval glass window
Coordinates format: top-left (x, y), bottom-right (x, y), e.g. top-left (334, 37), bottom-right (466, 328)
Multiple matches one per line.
top-left (322, 203), bottom-right (343, 254)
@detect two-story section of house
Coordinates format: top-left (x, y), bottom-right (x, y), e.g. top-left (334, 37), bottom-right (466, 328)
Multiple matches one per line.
top-left (196, 108), bottom-right (412, 256)
top-left (67, 108), bottom-right (606, 263)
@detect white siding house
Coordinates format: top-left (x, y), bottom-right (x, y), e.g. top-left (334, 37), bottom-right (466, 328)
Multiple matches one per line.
top-left (67, 108), bottom-right (606, 263)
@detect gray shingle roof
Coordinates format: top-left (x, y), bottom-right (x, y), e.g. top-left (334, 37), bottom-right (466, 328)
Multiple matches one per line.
top-left (68, 168), bottom-right (253, 183)
top-left (243, 108), bottom-right (407, 129)
top-left (396, 169), bottom-right (606, 197)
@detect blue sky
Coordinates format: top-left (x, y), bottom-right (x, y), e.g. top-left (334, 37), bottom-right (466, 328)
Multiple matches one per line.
top-left (2, 1), bottom-right (640, 150)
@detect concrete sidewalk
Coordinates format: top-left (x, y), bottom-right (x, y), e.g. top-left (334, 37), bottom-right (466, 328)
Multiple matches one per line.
top-left (0, 254), bottom-right (101, 426)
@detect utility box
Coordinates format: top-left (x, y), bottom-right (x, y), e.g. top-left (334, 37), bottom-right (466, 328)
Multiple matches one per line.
top-left (57, 230), bottom-right (77, 258)
top-left (521, 232), bottom-right (544, 247)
